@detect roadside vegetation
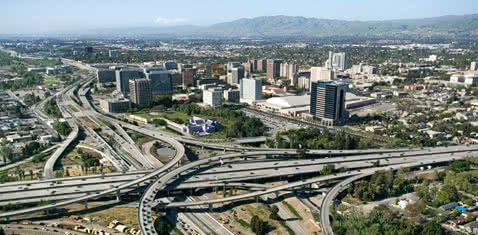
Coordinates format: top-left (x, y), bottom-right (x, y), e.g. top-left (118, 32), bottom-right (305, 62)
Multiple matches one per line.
top-left (44, 98), bottom-right (62, 118)
top-left (266, 128), bottom-right (373, 150)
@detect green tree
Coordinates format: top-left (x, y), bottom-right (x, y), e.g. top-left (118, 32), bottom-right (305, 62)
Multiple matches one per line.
top-left (422, 221), bottom-right (445, 235)
top-left (0, 145), bottom-right (12, 162)
top-left (250, 215), bottom-right (258, 232)
top-left (154, 217), bottom-right (171, 235)
top-left (269, 205), bottom-right (280, 220)
top-left (321, 164), bottom-right (335, 175)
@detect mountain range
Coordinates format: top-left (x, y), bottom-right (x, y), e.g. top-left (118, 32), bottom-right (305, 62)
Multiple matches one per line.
top-left (41, 14), bottom-right (478, 39)
top-left (195, 14), bottom-right (478, 38)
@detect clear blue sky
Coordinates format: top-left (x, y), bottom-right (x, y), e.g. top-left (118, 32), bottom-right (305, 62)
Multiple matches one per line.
top-left (3, 0), bottom-right (478, 33)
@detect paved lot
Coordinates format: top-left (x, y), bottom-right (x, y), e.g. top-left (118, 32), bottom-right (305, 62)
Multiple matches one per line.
top-left (241, 110), bottom-right (304, 135)
top-left (351, 102), bottom-right (397, 116)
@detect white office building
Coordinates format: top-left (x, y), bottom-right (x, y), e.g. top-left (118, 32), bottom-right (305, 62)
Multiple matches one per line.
top-left (240, 78), bottom-right (263, 105)
top-left (310, 67), bottom-right (334, 89)
top-left (471, 62), bottom-right (478, 71)
top-left (465, 74), bottom-right (478, 85)
top-left (203, 88), bottom-right (223, 107)
top-left (332, 52), bottom-right (347, 71)
top-left (352, 64), bottom-right (377, 75)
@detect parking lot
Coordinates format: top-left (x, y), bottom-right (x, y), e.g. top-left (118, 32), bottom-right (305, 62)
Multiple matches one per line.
top-left (241, 109), bottom-right (304, 135)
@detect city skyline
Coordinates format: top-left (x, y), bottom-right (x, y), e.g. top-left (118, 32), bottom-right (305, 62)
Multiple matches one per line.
top-left (2, 0), bottom-right (478, 33)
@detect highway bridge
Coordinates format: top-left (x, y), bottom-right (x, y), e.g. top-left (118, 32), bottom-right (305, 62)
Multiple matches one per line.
top-left (2, 145), bottom-right (475, 206)
top-left (0, 150), bottom-right (453, 205)
top-left (1, 60), bottom-right (476, 235)
top-left (137, 144), bottom-right (478, 234)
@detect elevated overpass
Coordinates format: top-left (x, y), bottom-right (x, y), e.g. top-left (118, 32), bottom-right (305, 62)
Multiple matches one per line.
top-left (137, 144), bottom-right (477, 235)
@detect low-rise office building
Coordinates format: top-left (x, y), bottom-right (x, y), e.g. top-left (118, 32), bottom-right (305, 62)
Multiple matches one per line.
top-left (224, 89), bottom-right (240, 102)
top-left (100, 99), bottom-right (130, 113)
top-left (203, 88), bottom-right (223, 107)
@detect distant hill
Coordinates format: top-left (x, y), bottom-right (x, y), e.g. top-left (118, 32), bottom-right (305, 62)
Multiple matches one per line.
top-left (195, 15), bottom-right (478, 38)
top-left (38, 14), bottom-right (478, 39)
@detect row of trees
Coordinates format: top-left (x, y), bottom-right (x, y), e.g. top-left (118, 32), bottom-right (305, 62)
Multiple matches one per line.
top-left (77, 149), bottom-right (100, 169)
top-left (442, 158), bottom-right (478, 198)
top-left (53, 121), bottom-right (72, 136)
top-left (350, 170), bottom-right (415, 201)
top-left (0, 71), bottom-right (45, 90)
top-left (332, 205), bottom-right (445, 235)
top-left (266, 128), bottom-right (373, 150)
top-left (23, 93), bottom-right (42, 106)
top-left (1, 141), bottom-right (47, 164)
top-left (250, 215), bottom-right (266, 235)
top-left (44, 98), bottom-right (62, 118)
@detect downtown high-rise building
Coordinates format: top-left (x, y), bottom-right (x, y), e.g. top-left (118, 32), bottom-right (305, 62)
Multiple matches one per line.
top-left (240, 78), bottom-right (263, 105)
top-left (332, 52), bottom-right (347, 71)
top-left (325, 51), bottom-right (348, 71)
top-left (249, 59), bottom-right (258, 73)
top-left (116, 68), bottom-right (144, 94)
top-left (129, 78), bottom-right (152, 107)
top-left (147, 70), bottom-right (173, 94)
top-left (279, 63), bottom-right (299, 80)
top-left (228, 66), bottom-right (244, 85)
top-left (97, 69), bottom-right (116, 83)
top-left (310, 81), bottom-right (347, 126)
top-left (182, 69), bottom-right (195, 88)
top-left (267, 59), bottom-right (282, 80)
top-left (280, 63), bottom-right (288, 78)
top-left (256, 59), bottom-right (267, 72)
top-left (310, 67), bottom-right (335, 88)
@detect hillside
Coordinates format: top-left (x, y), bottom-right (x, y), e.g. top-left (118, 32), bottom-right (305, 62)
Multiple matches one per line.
top-left (196, 14), bottom-right (478, 38)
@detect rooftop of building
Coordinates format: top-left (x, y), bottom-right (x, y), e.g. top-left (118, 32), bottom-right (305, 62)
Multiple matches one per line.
top-left (265, 95), bottom-right (311, 109)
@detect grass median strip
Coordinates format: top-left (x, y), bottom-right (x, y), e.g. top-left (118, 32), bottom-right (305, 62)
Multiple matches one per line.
top-left (282, 201), bottom-right (303, 220)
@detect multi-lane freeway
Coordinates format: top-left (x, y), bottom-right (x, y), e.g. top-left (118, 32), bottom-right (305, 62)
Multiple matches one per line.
top-left (0, 59), bottom-right (476, 235)
top-left (2, 145), bottom-right (475, 207)
top-left (137, 144), bottom-right (477, 235)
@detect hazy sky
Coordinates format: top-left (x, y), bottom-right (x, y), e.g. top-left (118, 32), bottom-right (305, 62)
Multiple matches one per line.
top-left (3, 0), bottom-right (478, 33)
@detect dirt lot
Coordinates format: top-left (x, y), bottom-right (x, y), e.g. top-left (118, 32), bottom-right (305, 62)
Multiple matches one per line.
top-left (283, 197), bottom-right (322, 235)
top-left (203, 189), bottom-right (292, 235)
top-left (58, 147), bottom-right (113, 177)
top-left (66, 202), bottom-right (140, 231)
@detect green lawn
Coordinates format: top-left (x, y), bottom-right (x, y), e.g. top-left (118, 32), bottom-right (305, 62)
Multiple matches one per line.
top-left (138, 111), bottom-right (234, 140)
top-left (136, 111), bottom-right (190, 123)
top-left (43, 74), bottom-right (58, 86)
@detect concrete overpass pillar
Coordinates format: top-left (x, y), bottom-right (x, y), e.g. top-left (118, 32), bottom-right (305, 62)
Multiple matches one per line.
top-left (201, 146), bottom-right (204, 150)
top-left (84, 200), bottom-right (88, 209)
top-left (116, 190), bottom-right (122, 201)
top-left (45, 209), bottom-right (49, 216)
top-left (209, 203), bottom-right (213, 211)
top-left (5, 216), bottom-right (8, 223)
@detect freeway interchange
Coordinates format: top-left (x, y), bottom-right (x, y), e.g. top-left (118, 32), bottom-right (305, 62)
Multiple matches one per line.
top-left (0, 61), bottom-right (476, 235)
